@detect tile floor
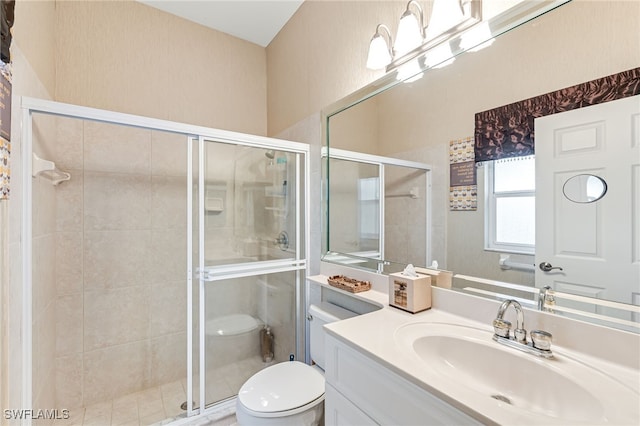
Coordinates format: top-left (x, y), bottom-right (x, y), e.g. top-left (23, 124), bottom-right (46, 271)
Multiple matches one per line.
top-left (53, 380), bottom-right (187, 426)
top-left (52, 355), bottom-right (268, 426)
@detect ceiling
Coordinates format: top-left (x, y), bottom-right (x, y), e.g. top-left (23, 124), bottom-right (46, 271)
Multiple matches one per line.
top-left (137, 0), bottom-right (304, 47)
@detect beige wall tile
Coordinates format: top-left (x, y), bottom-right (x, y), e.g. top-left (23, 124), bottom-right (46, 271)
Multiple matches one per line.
top-left (33, 179), bottom-right (56, 238)
top-left (147, 333), bottom-right (187, 388)
top-left (56, 294), bottom-right (83, 356)
top-left (83, 172), bottom-right (152, 231)
top-left (151, 131), bottom-right (189, 177)
top-left (83, 341), bottom-right (148, 406)
top-left (151, 175), bottom-right (187, 230)
top-left (150, 228), bottom-right (186, 283)
top-left (56, 231), bottom-right (83, 296)
top-left (33, 301), bottom-right (56, 413)
top-left (204, 277), bottom-right (255, 319)
top-left (55, 116), bottom-right (84, 171)
top-left (55, 353), bottom-right (83, 410)
top-left (82, 400), bottom-right (112, 424)
top-left (84, 286), bottom-right (150, 351)
top-left (33, 234), bottom-right (56, 322)
top-left (83, 121), bottom-right (152, 175)
top-left (83, 230), bottom-right (152, 289)
top-left (56, 169), bottom-right (83, 232)
top-left (32, 367), bottom-right (56, 424)
top-left (149, 283), bottom-right (186, 338)
top-left (32, 113), bottom-right (58, 162)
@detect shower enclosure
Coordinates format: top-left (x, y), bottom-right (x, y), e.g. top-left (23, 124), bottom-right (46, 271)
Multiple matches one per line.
top-left (21, 98), bottom-right (308, 425)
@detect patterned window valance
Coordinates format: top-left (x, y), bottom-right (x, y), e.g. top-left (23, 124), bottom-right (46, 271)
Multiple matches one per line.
top-left (474, 67), bottom-right (640, 163)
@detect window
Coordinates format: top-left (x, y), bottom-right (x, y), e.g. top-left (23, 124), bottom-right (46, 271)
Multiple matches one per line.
top-left (485, 156), bottom-right (535, 254)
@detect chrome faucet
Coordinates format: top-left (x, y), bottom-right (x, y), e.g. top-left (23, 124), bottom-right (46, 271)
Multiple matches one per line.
top-left (492, 299), bottom-right (554, 359)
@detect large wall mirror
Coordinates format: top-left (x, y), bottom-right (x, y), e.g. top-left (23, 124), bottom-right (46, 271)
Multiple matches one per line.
top-left (322, 0), bottom-right (640, 332)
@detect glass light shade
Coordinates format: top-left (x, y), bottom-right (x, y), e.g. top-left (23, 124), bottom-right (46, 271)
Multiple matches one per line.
top-left (425, 42), bottom-right (455, 68)
top-left (394, 12), bottom-right (423, 56)
top-left (366, 34), bottom-right (392, 70)
top-left (460, 22), bottom-right (495, 52)
top-left (426, 0), bottom-right (465, 41)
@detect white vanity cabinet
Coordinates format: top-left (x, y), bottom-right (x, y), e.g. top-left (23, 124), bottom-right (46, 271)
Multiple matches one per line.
top-left (324, 334), bottom-right (482, 426)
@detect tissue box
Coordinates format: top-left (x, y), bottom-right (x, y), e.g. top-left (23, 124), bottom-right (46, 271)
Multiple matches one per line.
top-left (388, 272), bottom-right (432, 313)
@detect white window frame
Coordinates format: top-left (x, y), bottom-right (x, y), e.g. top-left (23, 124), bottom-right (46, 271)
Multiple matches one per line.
top-left (485, 159), bottom-right (535, 255)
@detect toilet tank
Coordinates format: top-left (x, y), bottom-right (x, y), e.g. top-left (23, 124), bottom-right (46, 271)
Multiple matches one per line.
top-left (309, 302), bottom-right (357, 369)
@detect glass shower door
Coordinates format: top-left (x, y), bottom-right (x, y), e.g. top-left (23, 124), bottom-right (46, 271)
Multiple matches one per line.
top-left (191, 137), bottom-right (306, 410)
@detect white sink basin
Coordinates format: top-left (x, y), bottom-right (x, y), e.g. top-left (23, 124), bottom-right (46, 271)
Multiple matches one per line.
top-left (394, 322), bottom-right (640, 424)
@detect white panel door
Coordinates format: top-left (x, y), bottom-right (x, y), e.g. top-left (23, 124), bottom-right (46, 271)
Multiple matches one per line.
top-left (535, 95), bottom-right (640, 313)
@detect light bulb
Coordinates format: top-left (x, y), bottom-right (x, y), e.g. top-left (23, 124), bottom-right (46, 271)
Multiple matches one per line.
top-left (366, 34), bottom-right (392, 70)
top-left (394, 12), bottom-right (423, 56)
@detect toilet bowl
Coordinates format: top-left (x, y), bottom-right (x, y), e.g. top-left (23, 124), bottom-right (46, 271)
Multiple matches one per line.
top-left (236, 302), bottom-right (357, 426)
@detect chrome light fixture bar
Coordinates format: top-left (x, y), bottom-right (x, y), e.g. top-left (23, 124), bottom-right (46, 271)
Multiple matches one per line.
top-left (366, 0), bottom-right (482, 73)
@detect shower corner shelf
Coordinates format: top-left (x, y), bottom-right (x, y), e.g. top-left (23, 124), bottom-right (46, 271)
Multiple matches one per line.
top-left (32, 153), bottom-right (71, 186)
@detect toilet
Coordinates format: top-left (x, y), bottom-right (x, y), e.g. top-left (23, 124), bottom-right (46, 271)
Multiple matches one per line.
top-left (206, 314), bottom-right (263, 367)
top-left (236, 302), bottom-right (357, 425)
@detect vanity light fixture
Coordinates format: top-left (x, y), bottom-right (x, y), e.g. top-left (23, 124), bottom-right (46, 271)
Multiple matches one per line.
top-left (366, 24), bottom-right (394, 70)
top-left (366, 0), bottom-right (482, 77)
top-left (394, 0), bottom-right (426, 56)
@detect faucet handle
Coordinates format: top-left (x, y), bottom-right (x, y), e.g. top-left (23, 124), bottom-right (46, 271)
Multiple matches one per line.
top-left (492, 318), bottom-right (511, 338)
top-left (514, 328), bottom-right (527, 344)
top-left (530, 330), bottom-right (553, 351)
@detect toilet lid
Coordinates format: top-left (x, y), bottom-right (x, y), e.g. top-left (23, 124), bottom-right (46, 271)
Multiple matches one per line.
top-left (206, 314), bottom-right (261, 336)
top-left (238, 361), bottom-right (324, 413)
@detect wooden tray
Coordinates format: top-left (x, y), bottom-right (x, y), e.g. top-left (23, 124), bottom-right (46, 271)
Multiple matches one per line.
top-left (327, 275), bottom-right (371, 293)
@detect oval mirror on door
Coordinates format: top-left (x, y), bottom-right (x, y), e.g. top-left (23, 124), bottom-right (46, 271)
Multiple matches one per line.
top-left (562, 174), bottom-right (607, 203)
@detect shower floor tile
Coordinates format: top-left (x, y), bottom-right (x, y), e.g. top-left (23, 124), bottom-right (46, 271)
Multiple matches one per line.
top-left (53, 356), bottom-right (268, 426)
top-left (53, 379), bottom-right (187, 426)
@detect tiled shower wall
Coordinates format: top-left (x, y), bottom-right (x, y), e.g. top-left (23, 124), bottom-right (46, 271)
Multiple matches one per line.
top-left (38, 115), bottom-right (189, 408)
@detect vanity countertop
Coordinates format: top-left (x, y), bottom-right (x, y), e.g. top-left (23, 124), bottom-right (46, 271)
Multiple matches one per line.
top-left (309, 274), bottom-right (640, 425)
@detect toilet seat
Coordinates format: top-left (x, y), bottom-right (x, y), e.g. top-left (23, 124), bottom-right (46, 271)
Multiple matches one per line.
top-left (206, 314), bottom-right (262, 336)
top-left (237, 361), bottom-right (325, 418)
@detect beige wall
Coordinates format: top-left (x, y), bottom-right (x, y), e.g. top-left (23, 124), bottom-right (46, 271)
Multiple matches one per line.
top-left (55, 0), bottom-right (267, 136)
top-left (267, 0), bottom-right (401, 136)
